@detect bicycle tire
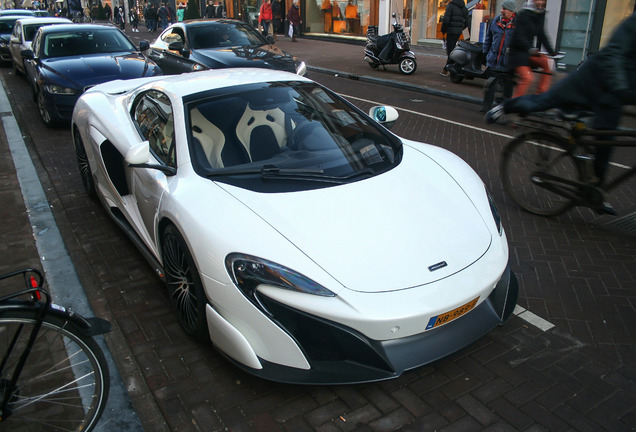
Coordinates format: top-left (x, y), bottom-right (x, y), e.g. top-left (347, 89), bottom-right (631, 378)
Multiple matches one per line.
top-left (500, 131), bottom-right (580, 216)
top-left (0, 310), bottom-right (109, 432)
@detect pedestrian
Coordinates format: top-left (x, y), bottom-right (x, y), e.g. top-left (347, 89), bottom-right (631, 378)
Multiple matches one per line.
top-left (508, 0), bottom-right (558, 97)
top-left (146, 3), bottom-right (158, 33)
top-left (168, 2), bottom-right (177, 24)
top-left (118, 6), bottom-right (125, 31)
top-left (204, 0), bottom-right (215, 18)
top-left (288, 0), bottom-right (301, 41)
top-left (272, 0), bottom-right (282, 41)
top-left (259, 0), bottom-right (273, 37)
top-left (481, 0), bottom-right (516, 110)
top-left (440, 0), bottom-right (468, 76)
top-left (104, 3), bottom-right (111, 21)
top-left (485, 11), bottom-right (636, 186)
top-left (215, 1), bottom-right (225, 18)
top-left (131, 9), bottom-right (139, 31)
top-left (158, 2), bottom-right (170, 30)
top-left (177, 3), bottom-right (185, 21)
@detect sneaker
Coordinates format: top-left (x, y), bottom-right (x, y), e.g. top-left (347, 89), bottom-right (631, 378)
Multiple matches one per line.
top-left (484, 104), bottom-right (505, 124)
top-left (440, 69), bottom-right (449, 77)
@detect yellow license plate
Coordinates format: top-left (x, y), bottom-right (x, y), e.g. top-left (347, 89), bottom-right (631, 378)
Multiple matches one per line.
top-left (426, 297), bottom-right (479, 330)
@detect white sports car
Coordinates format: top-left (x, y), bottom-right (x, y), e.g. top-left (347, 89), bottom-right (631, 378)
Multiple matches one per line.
top-left (72, 69), bottom-right (518, 384)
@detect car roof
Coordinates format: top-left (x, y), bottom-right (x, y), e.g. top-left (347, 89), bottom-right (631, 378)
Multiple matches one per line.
top-left (182, 18), bottom-right (246, 27)
top-left (0, 9), bottom-right (36, 16)
top-left (39, 23), bottom-right (121, 34)
top-left (0, 15), bottom-right (29, 21)
top-left (15, 17), bottom-right (72, 25)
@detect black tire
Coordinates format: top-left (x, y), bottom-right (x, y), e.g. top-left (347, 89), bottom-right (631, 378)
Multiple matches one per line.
top-left (500, 131), bottom-right (579, 216)
top-left (449, 71), bottom-right (464, 83)
top-left (162, 225), bottom-right (209, 340)
top-left (36, 88), bottom-right (55, 128)
top-left (398, 57), bottom-right (417, 75)
top-left (12, 59), bottom-right (23, 77)
top-left (73, 130), bottom-right (97, 198)
top-left (0, 310), bottom-right (109, 432)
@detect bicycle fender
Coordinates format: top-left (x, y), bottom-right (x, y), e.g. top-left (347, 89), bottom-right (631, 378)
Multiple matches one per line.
top-left (0, 302), bottom-right (111, 336)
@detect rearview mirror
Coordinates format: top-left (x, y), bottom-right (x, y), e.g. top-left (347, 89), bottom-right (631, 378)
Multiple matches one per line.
top-left (20, 49), bottom-right (34, 60)
top-left (139, 40), bottom-right (150, 51)
top-left (369, 106), bottom-right (399, 129)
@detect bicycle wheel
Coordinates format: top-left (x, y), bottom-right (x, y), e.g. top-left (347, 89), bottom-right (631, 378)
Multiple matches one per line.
top-left (0, 310), bottom-right (109, 432)
top-left (500, 131), bottom-right (580, 216)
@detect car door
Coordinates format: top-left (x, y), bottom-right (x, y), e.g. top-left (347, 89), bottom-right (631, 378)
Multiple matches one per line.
top-left (129, 90), bottom-right (177, 252)
top-left (148, 26), bottom-right (196, 74)
top-left (8, 21), bottom-right (22, 68)
top-left (22, 28), bottom-right (42, 92)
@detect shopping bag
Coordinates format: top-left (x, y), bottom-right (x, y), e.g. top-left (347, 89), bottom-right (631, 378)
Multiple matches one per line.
top-left (288, 23), bottom-right (294, 38)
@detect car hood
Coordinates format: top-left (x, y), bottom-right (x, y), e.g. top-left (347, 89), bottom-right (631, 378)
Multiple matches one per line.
top-left (194, 45), bottom-right (299, 73)
top-left (42, 52), bottom-right (160, 88)
top-left (218, 146), bottom-right (493, 293)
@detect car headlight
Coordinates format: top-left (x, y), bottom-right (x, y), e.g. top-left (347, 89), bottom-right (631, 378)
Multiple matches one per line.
top-left (191, 63), bottom-right (207, 71)
top-left (487, 190), bottom-right (503, 236)
top-left (296, 61), bottom-right (307, 76)
top-left (44, 84), bottom-right (80, 95)
top-left (226, 253), bottom-right (335, 303)
top-left (0, 42), bottom-right (7, 48)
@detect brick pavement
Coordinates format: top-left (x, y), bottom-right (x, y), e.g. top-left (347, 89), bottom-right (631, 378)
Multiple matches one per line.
top-left (1, 24), bottom-right (635, 431)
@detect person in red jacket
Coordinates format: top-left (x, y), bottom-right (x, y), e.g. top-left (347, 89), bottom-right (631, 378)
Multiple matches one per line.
top-left (259, 0), bottom-right (273, 37)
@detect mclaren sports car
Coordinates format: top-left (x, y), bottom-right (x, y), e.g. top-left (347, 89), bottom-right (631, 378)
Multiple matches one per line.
top-left (71, 68), bottom-right (518, 384)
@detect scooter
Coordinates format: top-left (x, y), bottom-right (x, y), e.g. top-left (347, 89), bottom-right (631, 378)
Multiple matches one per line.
top-left (445, 40), bottom-right (488, 83)
top-left (364, 13), bottom-right (417, 75)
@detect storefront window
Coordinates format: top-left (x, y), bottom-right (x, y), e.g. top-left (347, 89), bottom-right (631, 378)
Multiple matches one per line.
top-left (306, 0), bottom-right (371, 35)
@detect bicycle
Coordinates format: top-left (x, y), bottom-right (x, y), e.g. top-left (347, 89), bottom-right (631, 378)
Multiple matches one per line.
top-left (0, 268), bottom-right (111, 431)
top-left (500, 110), bottom-right (636, 216)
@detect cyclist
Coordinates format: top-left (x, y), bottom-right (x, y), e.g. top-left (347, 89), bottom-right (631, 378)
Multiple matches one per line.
top-left (508, 0), bottom-right (558, 97)
top-left (486, 10), bottom-right (636, 184)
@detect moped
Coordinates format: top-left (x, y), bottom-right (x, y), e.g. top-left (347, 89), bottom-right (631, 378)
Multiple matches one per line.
top-left (364, 14), bottom-right (417, 75)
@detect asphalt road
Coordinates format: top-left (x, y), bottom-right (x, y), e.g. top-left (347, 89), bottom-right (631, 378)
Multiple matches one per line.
top-left (1, 48), bottom-right (635, 431)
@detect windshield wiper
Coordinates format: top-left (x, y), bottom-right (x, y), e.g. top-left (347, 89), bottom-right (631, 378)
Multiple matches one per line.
top-left (206, 164), bottom-right (324, 178)
top-left (207, 165), bottom-right (375, 184)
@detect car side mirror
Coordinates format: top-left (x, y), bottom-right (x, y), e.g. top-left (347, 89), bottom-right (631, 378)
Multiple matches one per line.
top-left (126, 141), bottom-right (177, 176)
top-left (369, 106), bottom-right (399, 129)
top-left (125, 141), bottom-right (150, 165)
top-left (139, 40), bottom-right (150, 51)
top-left (168, 40), bottom-right (188, 57)
top-left (20, 49), bottom-right (34, 60)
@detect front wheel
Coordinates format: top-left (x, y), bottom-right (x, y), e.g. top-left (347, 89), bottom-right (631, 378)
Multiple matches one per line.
top-left (398, 57), bottom-right (417, 75)
top-left (162, 225), bottom-right (209, 340)
top-left (449, 70), bottom-right (464, 83)
top-left (500, 131), bottom-right (579, 216)
top-left (0, 310), bottom-right (110, 432)
top-left (36, 89), bottom-right (55, 128)
top-left (74, 130), bottom-right (97, 198)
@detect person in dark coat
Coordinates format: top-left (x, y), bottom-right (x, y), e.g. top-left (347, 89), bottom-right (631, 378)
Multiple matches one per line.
top-left (288, 0), bottom-right (301, 42)
top-left (272, 0), bottom-right (282, 41)
top-left (482, 0), bottom-right (516, 110)
top-left (441, 0), bottom-right (468, 76)
top-left (486, 11), bottom-right (636, 185)
top-left (508, 0), bottom-right (557, 96)
top-left (204, 0), bottom-right (216, 18)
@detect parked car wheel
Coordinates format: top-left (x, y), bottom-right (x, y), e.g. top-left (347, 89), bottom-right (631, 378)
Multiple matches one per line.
top-left (162, 225), bottom-right (209, 340)
top-left (73, 130), bottom-right (96, 198)
top-left (37, 89), bottom-right (55, 127)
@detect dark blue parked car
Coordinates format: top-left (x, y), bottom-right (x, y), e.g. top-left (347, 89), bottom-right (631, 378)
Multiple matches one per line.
top-left (22, 24), bottom-right (161, 127)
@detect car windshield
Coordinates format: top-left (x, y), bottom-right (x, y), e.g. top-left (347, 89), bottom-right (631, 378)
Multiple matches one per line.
top-left (188, 22), bottom-right (264, 49)
top-left (0, 18), bottom-right (19, 35)
top-left (42, 29), bottom-right (136, 58)
top-left (24, 23), bottom-right (45, 42)
top-left (187, 81), bottom-right (402, 191)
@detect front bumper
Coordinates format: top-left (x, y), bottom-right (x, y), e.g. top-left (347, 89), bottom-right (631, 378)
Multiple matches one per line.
top-left (224, 262), bottom-right (518, 384)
